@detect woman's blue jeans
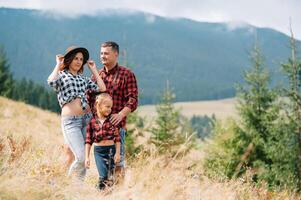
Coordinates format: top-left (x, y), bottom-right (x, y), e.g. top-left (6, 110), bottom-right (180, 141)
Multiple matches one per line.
top-left (61, 113), bottom-right (92, 180)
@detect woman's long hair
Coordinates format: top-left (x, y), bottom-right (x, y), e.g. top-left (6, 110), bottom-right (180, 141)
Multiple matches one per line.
top-left (63, 52), bottom-right (84, 74)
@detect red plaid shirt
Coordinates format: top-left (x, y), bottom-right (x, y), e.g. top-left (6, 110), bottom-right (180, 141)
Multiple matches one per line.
top-left (87, 64), bottom-right (138, 128)
top-left (85, 116), bottom-right (121, 145)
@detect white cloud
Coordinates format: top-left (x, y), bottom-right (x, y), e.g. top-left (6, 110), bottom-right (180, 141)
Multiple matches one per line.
top-left (0, 0), bottom-right (301, 39)
top-left (144, 14), bottom-right (156, 24)
top-left (225, 21), bottom-right (250, 31)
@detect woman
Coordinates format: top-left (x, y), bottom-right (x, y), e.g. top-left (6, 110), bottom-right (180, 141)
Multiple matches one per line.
top-left (47, 46), bottom-right (106, 180)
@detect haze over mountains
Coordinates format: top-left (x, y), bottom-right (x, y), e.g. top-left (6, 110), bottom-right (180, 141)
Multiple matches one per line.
top-left (0, 7), bottom-right (300, 104)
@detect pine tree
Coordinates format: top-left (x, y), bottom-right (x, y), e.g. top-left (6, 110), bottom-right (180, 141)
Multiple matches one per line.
top-left (263, 110), bottom-right (299, 190)
top-left (280, 27), bottom-right (301, 189)
top-left (36, 86), bottom-right (49, 109)
top-left (0, 47), bottom-right (14, 97)
top-left (229, 44), bottom-right (281, 181)
top-left (125, 111), bottom-right (144, 157)
top-left (25, 80), bottom-right (35, 104)
top-left (190, 114), bottom-right (216, 139)
top-left (48, 90), bottom-right (60, 113)
top-left (14, 78), bottom-right (28, 101)
top-left (203, 44), bottom-right (279, 181)
top-left (150, 82), bottom-right (187, 154)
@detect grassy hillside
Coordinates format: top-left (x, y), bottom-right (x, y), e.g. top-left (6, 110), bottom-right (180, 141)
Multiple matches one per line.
top-left (0, 96), bottom-right (299, 199)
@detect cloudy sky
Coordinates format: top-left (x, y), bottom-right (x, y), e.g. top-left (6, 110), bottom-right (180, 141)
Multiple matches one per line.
top-left (1, 0), bottom-right (300, 39)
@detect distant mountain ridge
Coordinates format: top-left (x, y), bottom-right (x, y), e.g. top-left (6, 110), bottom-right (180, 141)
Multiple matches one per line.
top-left (0, 7), bottom-right (300, 104)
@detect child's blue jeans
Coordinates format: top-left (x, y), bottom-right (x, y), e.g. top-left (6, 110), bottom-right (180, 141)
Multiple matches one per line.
top-left (94, 145), bottom-right (116, 183)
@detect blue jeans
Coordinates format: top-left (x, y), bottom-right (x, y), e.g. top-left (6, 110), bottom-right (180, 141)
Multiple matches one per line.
top-left (116, 128), bottom-right (126, 168)
top-left (94, 145), bottom-right (116, 181)
top-left (61, 113), bottom-right (92, 180)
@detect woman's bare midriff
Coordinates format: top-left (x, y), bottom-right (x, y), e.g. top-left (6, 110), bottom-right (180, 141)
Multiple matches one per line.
top-left (94, 140), bottom-right (115, 146)
top-left (61, 98), bottom-right (91, 116)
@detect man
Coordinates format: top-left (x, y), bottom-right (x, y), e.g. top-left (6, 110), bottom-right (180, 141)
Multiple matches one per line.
top-left (88, 41), bottom-right (138, 180)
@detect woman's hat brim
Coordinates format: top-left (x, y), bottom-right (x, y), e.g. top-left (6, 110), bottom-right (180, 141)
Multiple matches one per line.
top-left (64, 46), bottom-right (89, 64)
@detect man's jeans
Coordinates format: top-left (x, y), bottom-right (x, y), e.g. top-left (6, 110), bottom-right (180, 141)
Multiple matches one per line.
top-left (117, 128), bottom-right (126, 168)
top-left (61, 113), bottom-right (92, 180)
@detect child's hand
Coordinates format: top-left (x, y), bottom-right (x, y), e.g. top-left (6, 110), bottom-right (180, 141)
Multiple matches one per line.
top-left (114, 153), bottom-right (120, 164)
top-left (85, 158), bottom-right (90, 169)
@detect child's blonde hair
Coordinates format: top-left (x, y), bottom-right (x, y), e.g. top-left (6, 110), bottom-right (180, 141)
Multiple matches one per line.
top-left (95, 93), bottom-right (113, 116)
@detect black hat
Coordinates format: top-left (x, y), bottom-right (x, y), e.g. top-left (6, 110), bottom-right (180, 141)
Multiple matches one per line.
top-left (63, 46), bottom-right (89, 65)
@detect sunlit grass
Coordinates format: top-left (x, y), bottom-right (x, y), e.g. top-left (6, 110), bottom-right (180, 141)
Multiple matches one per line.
top-left (0, 96), bottom-right (300, 200)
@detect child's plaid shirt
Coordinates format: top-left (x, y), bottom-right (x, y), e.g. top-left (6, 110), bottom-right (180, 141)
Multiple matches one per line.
top-left (85, 116), bottom-right (121, 145)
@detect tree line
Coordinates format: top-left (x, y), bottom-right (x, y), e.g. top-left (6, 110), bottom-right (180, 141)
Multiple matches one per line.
top-left (0, 47), bottom-right (60, 112)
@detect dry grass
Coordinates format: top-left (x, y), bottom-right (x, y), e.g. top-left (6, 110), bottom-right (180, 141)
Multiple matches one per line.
top-left (138, 98), bottom-right (237, 120)
top-left (0, 96), bottom-right (299, 200)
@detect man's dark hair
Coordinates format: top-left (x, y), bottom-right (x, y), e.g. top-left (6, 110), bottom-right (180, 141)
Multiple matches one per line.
top-left (101, 41), bottom-right (119, 54)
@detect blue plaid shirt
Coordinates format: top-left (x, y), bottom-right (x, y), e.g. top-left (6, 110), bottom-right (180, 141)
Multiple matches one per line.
top-left (48, 70), bottom-right (99, 110)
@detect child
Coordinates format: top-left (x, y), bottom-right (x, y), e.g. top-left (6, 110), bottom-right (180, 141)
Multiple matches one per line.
top-left (85, 93), bottom-right (121, 190)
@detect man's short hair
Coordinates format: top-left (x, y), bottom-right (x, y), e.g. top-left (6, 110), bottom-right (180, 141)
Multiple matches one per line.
top-left (101, 41), bottom-right (119, 54)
